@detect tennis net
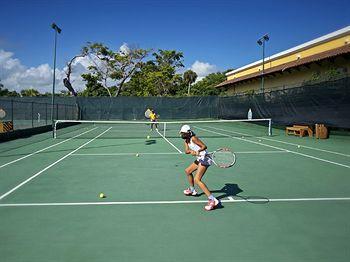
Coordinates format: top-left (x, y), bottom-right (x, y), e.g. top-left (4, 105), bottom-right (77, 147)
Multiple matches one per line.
top-left (54, 119), bottom-right (272, 139)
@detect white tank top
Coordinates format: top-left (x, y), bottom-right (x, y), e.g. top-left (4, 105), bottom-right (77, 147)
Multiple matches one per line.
top-left (188, 137), bottom-right (207, 160)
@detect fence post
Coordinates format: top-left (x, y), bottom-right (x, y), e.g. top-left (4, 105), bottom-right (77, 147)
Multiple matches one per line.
top-left (45, 103), bottom-right (48, 125)
top-left (31, 102), bottom-right (34, 128)
top-left (11, 100), bottom-right (14, 124)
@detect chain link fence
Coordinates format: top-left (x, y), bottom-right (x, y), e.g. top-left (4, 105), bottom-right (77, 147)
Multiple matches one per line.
top-left (0, 98), bottom-right (78, 131)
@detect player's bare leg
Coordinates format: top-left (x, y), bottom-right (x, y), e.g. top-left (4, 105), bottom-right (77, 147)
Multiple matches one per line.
top-left (184, 162), bottom-right (198, 195)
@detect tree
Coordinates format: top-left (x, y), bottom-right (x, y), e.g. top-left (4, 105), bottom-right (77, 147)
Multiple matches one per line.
top-left (58, 90), bottom-right (71, 97)
top-left (20, 88), bottom-right (40, 97)
top-left (124, 49), bottom-right (185, 96)
top-left (190, 72), bottom-right (227, 96)
top-left (153, 50), bottom-right (184, 68)
top-left (183, 70), bottom-right (197, 95)
top-left (80, 73), bottom-right (109, 97)
top-left (0, 81), bottom-right (19, 96)
top-left (82, 42), bottom-right (150, 96)
top-left (62, 54), bottom-right (84, 97)
top-left (152, 49), bottom-right (184, 96)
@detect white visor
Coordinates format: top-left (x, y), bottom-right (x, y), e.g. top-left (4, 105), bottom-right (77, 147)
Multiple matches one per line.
top-left (180, 124), bottom-right (191, 133)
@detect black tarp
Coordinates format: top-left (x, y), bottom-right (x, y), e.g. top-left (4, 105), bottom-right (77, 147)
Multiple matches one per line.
top-left (218, 77), bottom-right (350, 128)
top-left (76, 96), bottom-right (218, 120)
top-left (1, 77), bottom-right (349, 129)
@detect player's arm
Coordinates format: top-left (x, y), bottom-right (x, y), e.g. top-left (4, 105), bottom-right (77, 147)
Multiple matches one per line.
top-left (191, 136), bottom-right (207, 154)
top-left (184, 141), bottom-right (191, 154)
top-left (183, 141), bottom-right (197, 156)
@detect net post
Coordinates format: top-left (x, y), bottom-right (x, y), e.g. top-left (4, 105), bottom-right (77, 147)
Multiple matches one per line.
top-left (163, 122), bottom-right (166, 137)
top-left (268, 119), bottom-right (272, 136)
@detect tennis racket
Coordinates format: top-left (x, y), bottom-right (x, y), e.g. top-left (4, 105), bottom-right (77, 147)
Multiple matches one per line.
top-left (207, 148), bottom-right (236, 168)
top-left (144, 109), bottom-right (152, 118)
top-left (0, 108), bottom-right (6, 119)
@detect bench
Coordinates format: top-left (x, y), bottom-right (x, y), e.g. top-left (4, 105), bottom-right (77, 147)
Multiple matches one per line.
top-left (286, 125), bottom-right (313, 137)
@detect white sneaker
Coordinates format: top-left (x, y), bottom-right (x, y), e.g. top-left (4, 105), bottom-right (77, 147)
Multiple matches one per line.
top-left (204, 198), bottom-right (220, 211)
top-left (183, 188), bottom-right (198, 196)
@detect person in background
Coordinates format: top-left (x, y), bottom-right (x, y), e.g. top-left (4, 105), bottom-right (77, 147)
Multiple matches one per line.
top-left (149, 109), bottom-right (158, 130)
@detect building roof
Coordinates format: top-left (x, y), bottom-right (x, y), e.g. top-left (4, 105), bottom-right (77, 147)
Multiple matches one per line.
top-left (217, 44), bottom-right (350, 88)
top-left (225, 26), bottom-right (350, 77)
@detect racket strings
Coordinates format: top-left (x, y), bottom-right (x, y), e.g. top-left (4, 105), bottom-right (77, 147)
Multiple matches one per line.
top-left (212, 150), bottom-right (235, 168)
top-left (144, 109), bottom-right (152, 118)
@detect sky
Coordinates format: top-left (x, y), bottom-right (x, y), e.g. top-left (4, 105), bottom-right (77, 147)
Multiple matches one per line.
top-left (0, 0), bottom-right (349, 93)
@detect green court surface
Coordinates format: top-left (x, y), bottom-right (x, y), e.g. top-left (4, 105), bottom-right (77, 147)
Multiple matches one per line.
top-left (1, 122), bottom-right (350, 262)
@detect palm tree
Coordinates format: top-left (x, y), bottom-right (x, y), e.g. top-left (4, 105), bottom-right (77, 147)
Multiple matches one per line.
top-left (183, 70), bottom-right (197, 96)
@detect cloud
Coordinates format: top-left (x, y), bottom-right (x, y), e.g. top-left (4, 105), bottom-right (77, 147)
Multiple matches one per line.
top-left (0, 49), bottom-right (67, 93)
top-left (190, 61), bottom-right (218, 81)
top-left (119, 43), bottom-right (130, 55)
top-left (0, 50), bottom-right (24, 73)
top-left (0, 43), bottom-right (131, 93)
top-left (0, 49), bottom-right (95, 93)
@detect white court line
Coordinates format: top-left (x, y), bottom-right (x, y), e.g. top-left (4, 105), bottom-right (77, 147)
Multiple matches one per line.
top-left (72, 152), bottom-right (182, 156)
top-left (258, 136), bottom-right (350, 157)
top-left (0, 127), bottom-right (99, 169)
top-left (208, 124), bottom-right (350, 158)
top-left (1, 197), bottom-right (350, 207)
top-left (210, 125), bottom-right (350, 158)
top-left (235, 150), bottom-right (288, 154)
top-left (195, 126), bottom-right (350, 169)
top-left (156, 129), bottom-right (182, 153)
top-left (0, 127), bottom-right (112, 201)
top-left (71, 151), bottom-right (286, 156)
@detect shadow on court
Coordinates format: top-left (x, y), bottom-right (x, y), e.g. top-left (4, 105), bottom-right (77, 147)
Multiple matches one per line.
top-left (198, 183), bottom-right (270, 204)
top-left (213, 183), bottom-right (243, 199)
top-left (197, 183), bottom-right (243, 199)
top-left (0, 135), bottom-right (52, 154)
top-left (145, 139), bottom-right (156, 145)
top-left (0, 141), bottom-right (146, 158)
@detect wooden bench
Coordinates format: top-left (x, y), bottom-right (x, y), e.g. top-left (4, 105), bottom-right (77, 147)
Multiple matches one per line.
top-left (286, 125), bottom-right (313, 137)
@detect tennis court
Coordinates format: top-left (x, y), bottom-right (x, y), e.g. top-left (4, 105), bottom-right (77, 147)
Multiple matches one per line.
top-left (1, 120), bottom-right (350, 262)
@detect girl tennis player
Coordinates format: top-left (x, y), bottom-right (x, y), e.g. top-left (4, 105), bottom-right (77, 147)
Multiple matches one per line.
top-left (180, 125), bottom-right (220, 211)
top-left (149, 109), bottom-right (158, 130)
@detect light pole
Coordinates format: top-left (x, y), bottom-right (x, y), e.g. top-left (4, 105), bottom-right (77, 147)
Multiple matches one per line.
top-left (257, 34), bottom-right (269, 93)
top-left (51, 23), bottom-right (61, 137)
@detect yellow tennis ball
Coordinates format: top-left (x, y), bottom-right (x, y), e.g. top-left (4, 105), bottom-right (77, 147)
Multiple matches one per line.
top-left (99, 193), bottom-right (105, 198)
top-left (147, 135), bottom-right (150, 139)
top-left (297, 145), bottom-right (301, 148)
top-left (136, 153), bottom-right (139, 157)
